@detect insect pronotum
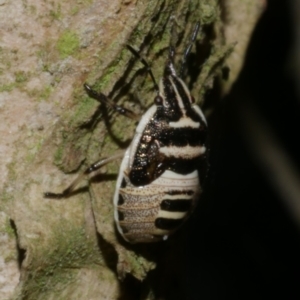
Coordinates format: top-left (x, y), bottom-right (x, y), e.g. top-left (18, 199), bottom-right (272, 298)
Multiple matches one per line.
top-left (45, 22), bottom-right (208, 243)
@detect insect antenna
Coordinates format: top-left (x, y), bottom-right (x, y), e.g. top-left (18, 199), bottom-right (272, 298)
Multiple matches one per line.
top-left (179, 22), bottom-right (200, 78)
top-left (126, 45), bottom-right (159, 94)
top-left (84, 84), bottom-right (140, 120)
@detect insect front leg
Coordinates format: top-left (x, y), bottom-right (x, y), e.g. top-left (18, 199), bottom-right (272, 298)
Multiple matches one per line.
top-left (84, 84), bottom-right (140, 121)
top-left (44, 152), bottom-right (125, 199)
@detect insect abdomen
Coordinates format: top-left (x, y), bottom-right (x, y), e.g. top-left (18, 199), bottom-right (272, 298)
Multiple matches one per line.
top-left (115, 170), bottom-right (200, 243)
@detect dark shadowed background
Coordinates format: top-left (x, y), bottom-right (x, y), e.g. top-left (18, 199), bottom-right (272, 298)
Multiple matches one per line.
top-left (186, 1), bottom-right (300, 299)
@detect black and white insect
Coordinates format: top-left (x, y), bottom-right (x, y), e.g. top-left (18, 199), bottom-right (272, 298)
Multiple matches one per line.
top-left (45, 23), bottom-right (208, 243)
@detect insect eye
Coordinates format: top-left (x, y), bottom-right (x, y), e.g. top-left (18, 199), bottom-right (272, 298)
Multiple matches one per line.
top-left (154, 95), bottom-right (163, 105)
top-left (191, 96), bottom-right (195, 103)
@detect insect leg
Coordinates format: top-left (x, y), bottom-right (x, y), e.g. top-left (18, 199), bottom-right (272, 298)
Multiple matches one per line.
top-left (179, 22), bottom-right (200, 77)
top-left (126, 45), bottom-right (159, 94)
top-left (44, 151), bottom-right (125, 199)
top-left (84, 84), bottom-right (140, 121)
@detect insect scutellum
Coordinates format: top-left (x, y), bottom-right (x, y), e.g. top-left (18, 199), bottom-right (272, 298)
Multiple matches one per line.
top-left (45, 22), bottom-right (208, 243)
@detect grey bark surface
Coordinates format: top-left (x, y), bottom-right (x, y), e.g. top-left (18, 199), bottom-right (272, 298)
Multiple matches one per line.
top-left (0, 0), bottom-right (264, 299)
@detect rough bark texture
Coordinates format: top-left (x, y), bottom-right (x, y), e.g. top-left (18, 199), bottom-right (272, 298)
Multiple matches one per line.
top-left (0, 0), bottom-right (264, 299)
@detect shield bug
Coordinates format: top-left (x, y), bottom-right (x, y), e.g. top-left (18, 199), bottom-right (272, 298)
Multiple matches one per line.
top-left (45, 22), bottom-right (208, 243)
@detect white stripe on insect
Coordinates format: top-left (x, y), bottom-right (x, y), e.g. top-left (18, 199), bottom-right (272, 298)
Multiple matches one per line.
top-left (169, 117), bottom-right (200, 128)
top-left (162, 194), bottom-right (192, 200)
top-left (159, 145), bottom-right (206, 158)
top-left (151, 170), bottom-right (199, 185)
top-left (192, 105), bottom-right (207, 125)
top-left (157, 210), bottom-right (186, 219)
top-left (169, 77), bottom-right (185, 109)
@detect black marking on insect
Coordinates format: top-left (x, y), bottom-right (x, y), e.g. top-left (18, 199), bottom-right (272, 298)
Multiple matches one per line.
top-left (44, 22), bottom-right (208, 243)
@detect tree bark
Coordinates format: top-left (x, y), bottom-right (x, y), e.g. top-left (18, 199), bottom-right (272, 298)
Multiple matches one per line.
top-left (0, 0), bottom-right (264, 299)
